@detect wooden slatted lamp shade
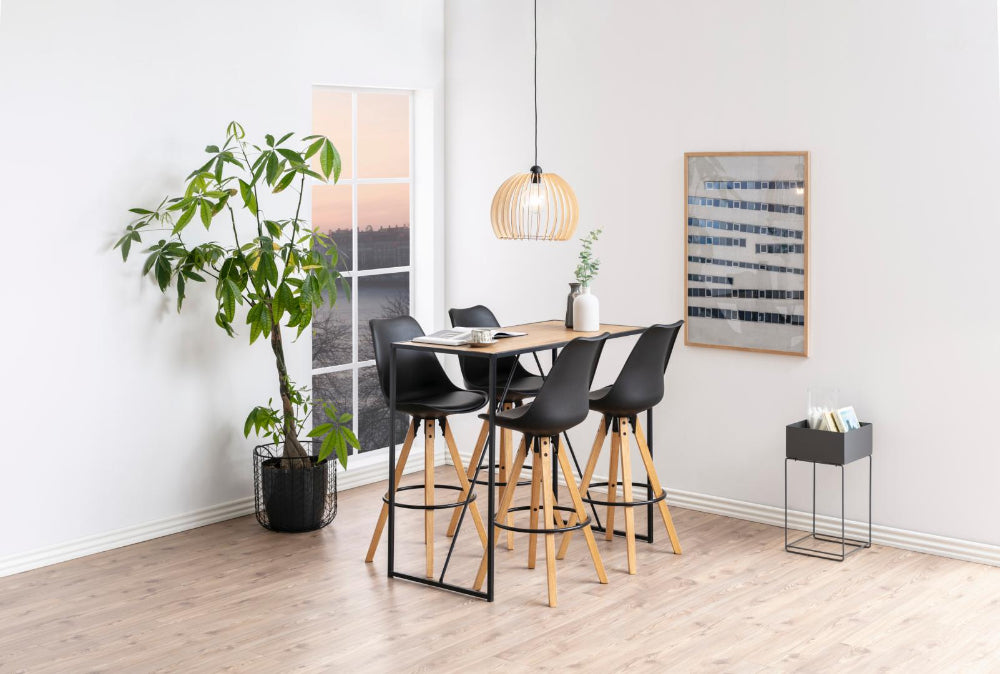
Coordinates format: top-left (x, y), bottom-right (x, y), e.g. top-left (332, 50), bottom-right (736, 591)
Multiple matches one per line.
top-left (491, 166), bottom-right (578, 240)
top-left (490, 0), bottom-right (579, 242)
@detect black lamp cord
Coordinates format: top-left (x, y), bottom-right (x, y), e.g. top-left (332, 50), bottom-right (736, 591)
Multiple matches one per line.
top-left (533, 0), bottom-right (538, 167)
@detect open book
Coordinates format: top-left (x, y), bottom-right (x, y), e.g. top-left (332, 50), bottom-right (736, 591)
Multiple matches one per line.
top-left (412, 326), bottom-right (527, 346)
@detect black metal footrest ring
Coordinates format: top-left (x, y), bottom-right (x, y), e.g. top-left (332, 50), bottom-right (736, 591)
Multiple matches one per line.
top-left (579, 481), bottom-right (666, 508)
top-left (471, 463), bottom-right (532, 488)
top-left (493, 505), bottom-right (591, 534)
top-left (382, 484), bottom-right (476, 511)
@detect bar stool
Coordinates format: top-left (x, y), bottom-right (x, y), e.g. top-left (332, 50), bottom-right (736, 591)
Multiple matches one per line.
top-left (558, 321), bottom-right (684, 574)
top-left (472, 334), bottom-right (610, 607)
top-left (446, 305), bottom-right (544, 549)
top-left (364, 316), bottom-right (490, 578)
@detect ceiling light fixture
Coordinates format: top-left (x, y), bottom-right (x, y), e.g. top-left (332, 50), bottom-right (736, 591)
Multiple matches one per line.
top-left (490, 0), bottom-right (579, 241)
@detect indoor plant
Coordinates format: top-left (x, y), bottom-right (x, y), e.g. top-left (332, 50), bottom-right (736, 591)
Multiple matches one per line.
top-left (572, 228), bottom-right (602, 331)
top-left (115, 121), bottom-right (358, 531)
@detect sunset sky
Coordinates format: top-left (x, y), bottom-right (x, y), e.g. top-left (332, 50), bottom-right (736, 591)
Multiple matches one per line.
top-left (311, 89), bottom-right (410, 233)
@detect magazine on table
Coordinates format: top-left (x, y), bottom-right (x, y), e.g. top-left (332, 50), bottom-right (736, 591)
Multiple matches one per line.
top-left (412, 326), bottom-right (527, 345)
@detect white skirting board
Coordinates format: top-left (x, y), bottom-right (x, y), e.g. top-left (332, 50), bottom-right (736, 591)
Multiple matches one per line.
top-left (0, 445), bottom-right (447, 578)
top-left (445, 452), bottom-right (1000, 568)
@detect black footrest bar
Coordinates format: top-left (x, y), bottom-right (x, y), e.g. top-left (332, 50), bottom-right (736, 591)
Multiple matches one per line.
top-left (382, 484), bottom-right (476, 510)
top-left (493, 505), bottom-right (591, 534)
top-left (579, 481), bottom-right (666, 508)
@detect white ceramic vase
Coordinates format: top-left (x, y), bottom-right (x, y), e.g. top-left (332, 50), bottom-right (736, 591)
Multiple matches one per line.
top-left (572, 284), bottom-right (600, 332)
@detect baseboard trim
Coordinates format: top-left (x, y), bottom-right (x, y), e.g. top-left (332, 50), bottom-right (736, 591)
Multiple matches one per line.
top-left (0, 446), bottom-right (448, 578)
top-left (446, 451), bottom-right (1000, 568)
top-left (664, 487), bottom-right (1000, 568)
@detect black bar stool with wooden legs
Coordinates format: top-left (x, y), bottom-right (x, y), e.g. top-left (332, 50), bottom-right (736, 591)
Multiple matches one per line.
top-left (445, 305), bottom-right (543, 550)
top-left (364, 316), bottom-right (490, 578)
top-left (472, 333), bottom-right (610, 607)
top-left (558, 321), bottom-right (685, 574)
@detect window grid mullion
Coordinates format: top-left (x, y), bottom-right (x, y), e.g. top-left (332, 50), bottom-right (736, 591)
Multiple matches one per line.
top-left (350, 91), bottom-right (360, 453)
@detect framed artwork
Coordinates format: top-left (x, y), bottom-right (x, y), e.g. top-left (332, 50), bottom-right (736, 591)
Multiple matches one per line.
top-left (684, 151), bottom-right (809, 356)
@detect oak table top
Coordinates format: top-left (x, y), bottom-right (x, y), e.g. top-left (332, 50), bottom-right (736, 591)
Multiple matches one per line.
top-left (394, 320), bottom-right (645, 357)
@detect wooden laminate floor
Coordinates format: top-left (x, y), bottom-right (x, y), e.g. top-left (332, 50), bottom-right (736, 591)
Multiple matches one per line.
top-left (2, 466), bottom-right (999, 673)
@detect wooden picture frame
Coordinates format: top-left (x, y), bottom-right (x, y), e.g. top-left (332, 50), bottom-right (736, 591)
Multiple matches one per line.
top-left (684, 151), bottom-right (809, 357)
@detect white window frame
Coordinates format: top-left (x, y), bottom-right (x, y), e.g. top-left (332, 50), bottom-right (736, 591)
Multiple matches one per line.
top-left (311, 86), bottom-right (416, 469)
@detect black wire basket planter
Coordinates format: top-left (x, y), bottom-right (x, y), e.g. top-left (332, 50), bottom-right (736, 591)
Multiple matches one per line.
top-left (253, 440), bottom-right (337, 533)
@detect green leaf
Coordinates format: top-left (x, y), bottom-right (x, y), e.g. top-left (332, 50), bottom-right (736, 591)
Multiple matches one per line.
top-left (265, 134), bottom-right (275, 147)
top-left (222, 285), bottom-right (236, 322)
top-left (276, 148), bottom-right (303, 165)
top-left (307, 423), bottom-right (333, 437)
top-left (275, 132), bottom-right (294, 146)
top-left (129, 207), bottom-right (153, 215)
top-left (176, 273), bottom-right (186, 312)
top-left (273, 170), bottom-right (296, 194)
top-left (265, 152), bottom-right (281, 185)
top-left (118, 236), bottom-right (132, 261)
top-left (342, 427), bottom-right (360, 449)
top-left (238, 179), bottom-right (258, 215)
top-left (264, 220), bottom-right (283, 239)
top-left (154, 254), bottom-right (171, 291)
top-left (173, 204), bottom-right (196, 234)
top-left (304, 138), bottom-right (324, 159)
top-left (298, 167), bottom-right (326, 182)
top-left (319, 139), bottom-right (337, 180)
top-left (199, 199), bottom-right (212, 228)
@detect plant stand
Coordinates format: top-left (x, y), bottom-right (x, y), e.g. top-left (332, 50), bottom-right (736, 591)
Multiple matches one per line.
top-left (784, 420), bottom-right (872, 561)
top-left (254, 441), bottom-right (337, 533)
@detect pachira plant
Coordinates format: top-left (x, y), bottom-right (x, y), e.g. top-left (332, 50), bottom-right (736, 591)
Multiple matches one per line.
top-left (115, 121), bottom-right (358, 468)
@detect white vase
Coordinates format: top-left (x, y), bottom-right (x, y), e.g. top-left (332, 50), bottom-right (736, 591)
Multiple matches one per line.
top-left (572, 285), bottom-right (600, 332)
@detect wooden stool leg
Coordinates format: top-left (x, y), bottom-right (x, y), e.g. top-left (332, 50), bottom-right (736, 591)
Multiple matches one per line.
top-left (549, 485), bottom-right (566, 529)
top-left (473, 437), bottom-right (528, 591)
top-left (442, 420), bottom-right (488, 549)
top-left (605, 424), bottom-right (621, 541)
top-left (620, 418), bottom-right (637, 574)
top-left (446, 420), bottom-right (488, 537)
top-left (557, 417), bottom-right (607, 559)
top-left (365, 419), bottom-right (416, 562)
top-left (502, 406), bottom-right (515, 550)
top-left (556, 437), bottom-right (608, 585)
top-left (424, 421), bottom-right (435, 577)
top-left (634, 420), bottom-right (682, 555)
top-left (527, 439), bottom-right (542, 570)
top-left (539, 437), bottom-right (559, 608)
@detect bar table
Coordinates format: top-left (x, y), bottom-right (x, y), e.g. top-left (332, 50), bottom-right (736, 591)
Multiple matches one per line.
top-left (385, 320), bottom-right (647, 601)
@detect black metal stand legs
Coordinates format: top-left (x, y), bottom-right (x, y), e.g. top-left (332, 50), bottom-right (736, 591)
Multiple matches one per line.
top-left (784, 456), bottom-right (872, 562)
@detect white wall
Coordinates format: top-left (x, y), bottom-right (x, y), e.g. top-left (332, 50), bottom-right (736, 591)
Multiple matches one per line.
top-left (0, 0), bottom-right (444, 562)
top-left (444, 0), bottom-right (1000, 547)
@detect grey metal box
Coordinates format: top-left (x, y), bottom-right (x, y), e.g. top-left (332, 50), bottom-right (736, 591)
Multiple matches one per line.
top-left (785, 420), bottom-right (873, 466)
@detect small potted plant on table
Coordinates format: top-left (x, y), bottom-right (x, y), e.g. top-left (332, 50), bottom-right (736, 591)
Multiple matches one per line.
top-left (572, 228), bottom-right (603, 331)
top-left (115, 122), bottom-right (358, 532)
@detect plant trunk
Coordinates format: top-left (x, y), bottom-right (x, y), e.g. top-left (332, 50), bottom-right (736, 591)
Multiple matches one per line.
top-left (270, 320), bottom-right (308, 465)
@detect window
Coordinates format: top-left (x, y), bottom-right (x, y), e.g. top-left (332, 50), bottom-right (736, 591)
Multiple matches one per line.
top-left (311, 87), bottom-right (413, 460)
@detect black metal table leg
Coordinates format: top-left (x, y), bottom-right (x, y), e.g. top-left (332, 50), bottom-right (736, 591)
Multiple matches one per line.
top-left (487, 355), bottom-right (497, 602)
top-left (550, 348), bottom-right (558, 502)
top-left (388, 345), bottom-right (397, 578)
top-left (646, 408), bottom-right (654, 543)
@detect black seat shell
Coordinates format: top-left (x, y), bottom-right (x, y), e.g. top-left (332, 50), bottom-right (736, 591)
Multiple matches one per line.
top-left (588, 321), bottom-right (683, 417)
top-left (370, 316), bottom-right (488, 419)
top-left (481, 333), bottom-right (608, 436)
top-left (449, 305), bottom-right (544, 401)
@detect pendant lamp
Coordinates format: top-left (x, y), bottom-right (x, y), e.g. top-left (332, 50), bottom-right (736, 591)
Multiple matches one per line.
top-left (490, 0), bottom-right (579, 241)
